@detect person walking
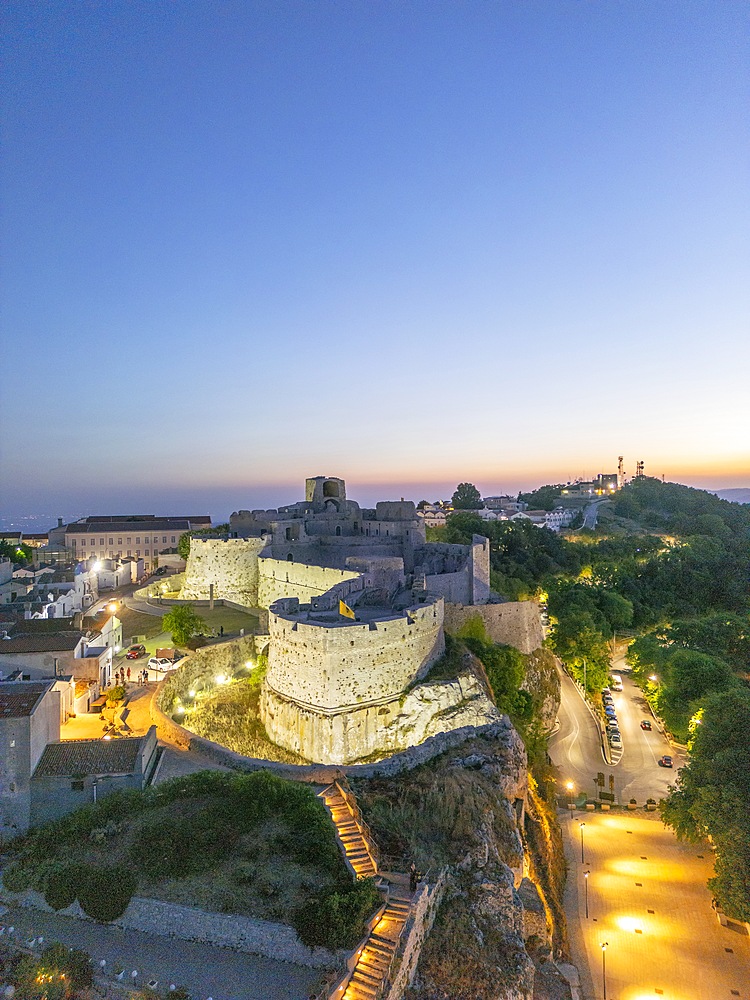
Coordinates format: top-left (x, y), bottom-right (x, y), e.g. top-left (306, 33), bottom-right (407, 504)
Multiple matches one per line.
top-left (126, 666), bottom-right (131, 684)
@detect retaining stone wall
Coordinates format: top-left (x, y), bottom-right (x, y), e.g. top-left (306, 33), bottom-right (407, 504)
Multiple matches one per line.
top-left (444, 601), bottom-right (543, 654)
top-left (0, 886), bottom-right (339, 969)
top-left (385, 869), bottom-right (450, 1000)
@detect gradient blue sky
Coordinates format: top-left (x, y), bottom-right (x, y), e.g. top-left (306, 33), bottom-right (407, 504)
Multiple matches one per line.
top-left (2, 1), bottom-right (749, 525)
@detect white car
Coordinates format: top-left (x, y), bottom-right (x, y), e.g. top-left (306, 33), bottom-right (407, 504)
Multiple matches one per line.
top-left (609, 733), bottom-right (623, 749)
top-left (148, 656), bottom-right (176, 672)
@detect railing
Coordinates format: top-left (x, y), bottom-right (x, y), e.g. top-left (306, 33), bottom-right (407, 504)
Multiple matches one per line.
top-left (336, 776), bottom-right (381, 872)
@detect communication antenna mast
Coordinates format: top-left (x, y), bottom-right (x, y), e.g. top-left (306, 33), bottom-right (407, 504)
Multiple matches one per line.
top-left (617, 456), bottom-right (625, 489)
top-left (636, 460), bottom-right (644, 477)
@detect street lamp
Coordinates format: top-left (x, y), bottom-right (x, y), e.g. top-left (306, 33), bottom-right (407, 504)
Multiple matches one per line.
top-left (566, 781), bottom-right (575, 809)
top-left (583, 870), bottom-right (590, 918)
top-left (601, 942), bottom-right (608, 1000)
top-left (579, 822), bottom-right (586, 863)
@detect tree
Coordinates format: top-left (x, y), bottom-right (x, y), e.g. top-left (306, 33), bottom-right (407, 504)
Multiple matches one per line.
top-left (661, 689), bottom-right (750, 921)
top-left (518, 484), bottom-right (566, 512)
top-left (178, 532), bottom-right (191, 560)
top-left (451, 483), bottom-right (483, 510)
top-left (162, 605), bottom-right (208, 647)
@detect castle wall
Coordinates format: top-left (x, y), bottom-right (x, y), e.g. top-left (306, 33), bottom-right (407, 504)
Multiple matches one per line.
top-left (257, 559), bottom-right (361, 610)
top-left (470, 534), bottom-right (491, 604)
top-left (179, 538), bottom-right (266, 606)
top-left (264, 599), bottom-right (444, 712)
top-left (443, 601), bottom-right (544, 655)
top-left (260, 666), bottom-right (497, 764)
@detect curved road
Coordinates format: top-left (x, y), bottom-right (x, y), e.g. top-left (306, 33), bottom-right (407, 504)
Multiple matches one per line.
top-left (549, 663), bottom-right (681, 804)
top-left (549, 661), bottom-right (750, 1000)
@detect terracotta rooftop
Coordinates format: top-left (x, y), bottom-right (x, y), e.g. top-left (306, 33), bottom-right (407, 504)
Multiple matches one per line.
top-left (33, 735), bottom-right (146, 777)
top-left (0, 633), bottom-right (81, 654)
top-left (0, 681), bottom-right (53, 718)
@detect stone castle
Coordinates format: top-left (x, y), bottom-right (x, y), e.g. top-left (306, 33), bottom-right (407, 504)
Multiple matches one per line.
top-left (180, 476), bottom-right (543, 763)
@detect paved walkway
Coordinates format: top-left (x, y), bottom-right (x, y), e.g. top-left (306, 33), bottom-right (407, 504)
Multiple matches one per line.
top-left (561, 807), bottom-right (750, 999)
top-left (0, 905), bottom-right (322, 1000)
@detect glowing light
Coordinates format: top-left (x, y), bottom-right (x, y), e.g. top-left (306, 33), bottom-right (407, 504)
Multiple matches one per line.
top-left (566, 781), bottom-right (574, 792)
top-left (108, 602), bottom-right (118, 612)
top-left (215, 674), bottom-right (228, 685)
top-left (617, 915), bottom-right (641, 933)
top-left (92, 561), bottom-right (102, 572)
top-left (176, 706), bottom-right (185, 715)
top-left (245, 660), bottom-right (255, 669)
top-left (188, 689), bottom-right (196, 698)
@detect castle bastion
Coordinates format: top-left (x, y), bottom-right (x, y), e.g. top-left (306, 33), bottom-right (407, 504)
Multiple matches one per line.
top-left (176, 477), bottom-right (538, 765)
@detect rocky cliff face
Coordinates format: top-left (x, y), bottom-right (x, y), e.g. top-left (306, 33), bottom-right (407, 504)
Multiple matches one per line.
top-left (521, 647), bottom-right (561, 733)
top-left (352, 726), bottom-right (572, 1000)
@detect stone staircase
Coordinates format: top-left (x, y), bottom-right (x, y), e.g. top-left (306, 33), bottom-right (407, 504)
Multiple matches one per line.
top-left (319, 782), bottom-right (413, 1000)
top-left (342, 889), bottom-right (412, 1000)
top-left (321, 783), bottom-right (378, 878)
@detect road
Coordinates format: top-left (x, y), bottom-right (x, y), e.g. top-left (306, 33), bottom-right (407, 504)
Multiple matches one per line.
top-left (0, 904), bottom-right (322, 1000)
top-left (550, 662), bottom-right (750, 998)
top-left (549, 664), bottom-right (680, 805)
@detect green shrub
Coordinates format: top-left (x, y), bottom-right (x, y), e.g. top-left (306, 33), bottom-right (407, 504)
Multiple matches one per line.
top-left (77, 863), bottom-right (136, 922)
top-left (107, 685), bottom-right (127, 702)
top-left (293, 877), bottom-right (382, 950)
top-left (2, 859), bottom-right (33, 892)
top-left (129, 812), bottom-right (193, 878)
top-left (43, 862), bottom-right (78, 911)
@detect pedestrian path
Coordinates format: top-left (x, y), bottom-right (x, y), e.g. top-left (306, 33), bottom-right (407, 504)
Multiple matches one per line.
top-left (318, 782), bottom-right (413, 1000)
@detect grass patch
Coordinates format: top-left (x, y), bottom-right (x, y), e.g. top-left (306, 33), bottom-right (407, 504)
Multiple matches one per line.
top-left (6, 770), bottom-right (376, 945)
top-left (170, 659), bottom-right (307, 764)
top-left (351, 734), bottom-right (519, 872)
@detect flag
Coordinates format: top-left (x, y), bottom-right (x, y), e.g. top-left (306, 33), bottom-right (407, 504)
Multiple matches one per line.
top-left (339, 599), bottom-right (356, 619)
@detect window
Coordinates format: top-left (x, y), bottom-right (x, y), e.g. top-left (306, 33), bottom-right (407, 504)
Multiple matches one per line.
top-left (108, 538), bottom-right (113, 545)
top-left (136, 550), bottom-right (140, 556)
top-left (162, 536), bottom-right (166, 543)
top-left (100, 538), bottom-right (105, 545)
top-left (171, 536), bottom-right (176, 542)
top-left (81, 540), bottom-right (86, 547)
top-left (118, 538), bottom-right (122, 544)
top-left (136, 537), bottom-right (140, 543)
top-left (127, 550), bottom-right (131, 556)
top-left (145, 548), bottom-right (149, 555)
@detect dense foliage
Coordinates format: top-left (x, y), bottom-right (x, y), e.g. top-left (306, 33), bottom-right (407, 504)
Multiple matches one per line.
top-left (294, 877), bottom-right (382, 950)
top-left (161, 605), bottom-right (208, 646)
top-left (518, 483), bottom-right (565, 511)
top-left (0, 539), bottom-right (33, 565)
top-left (661, 689), bottom-right (750, 921)
top-left (451, 482), bottom-right (483, 509)
top-left (5, 770), bottom-right (371, 946)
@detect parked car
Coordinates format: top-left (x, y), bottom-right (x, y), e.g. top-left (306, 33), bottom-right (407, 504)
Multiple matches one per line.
top-left (604, 705), bottom-right (617, 717)
top-left (601, 687), bottom-right (611, 696)
top-left (640, 719), bottom-right (652, 730)
top-left (603, 694), bottom-right (614, 705)
top-left (148, 656), bottom-right (176, 672)
top-left (609, 734), bottom-right (623, 749)
top-left (610, 674), bottom-right (623, 691)
top-left (658, 755), bottom-right (673, 768)
top-left (126, 644), bottom-right (147, 659)
top-left (606, 720), bottom-right (620, 732)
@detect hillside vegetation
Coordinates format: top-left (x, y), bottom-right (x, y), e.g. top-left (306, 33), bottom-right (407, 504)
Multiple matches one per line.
top-left (2, 770), bottom-right (379, 949)
top-left (447, 477), bottom-right (750, 921)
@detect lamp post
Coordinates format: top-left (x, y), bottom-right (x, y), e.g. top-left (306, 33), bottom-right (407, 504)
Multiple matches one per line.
top-left (583, 870), bottom-right (590, 918)
top-left (566, 781), bottom-right (575, 810)
top-left (579, 822), bottom-right (586, 863)
top-left (601, 942), bottom-right (608, 1000)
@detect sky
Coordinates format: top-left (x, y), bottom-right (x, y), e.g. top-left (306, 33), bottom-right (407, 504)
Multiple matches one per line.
top-left (2, 1), bottom-right (749, 525)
